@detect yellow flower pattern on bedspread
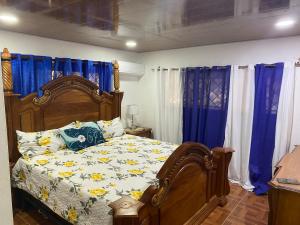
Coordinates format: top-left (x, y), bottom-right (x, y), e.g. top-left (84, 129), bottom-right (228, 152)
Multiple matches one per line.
top-left (38, 136), bottom-right (52, 146)
top-left (12, 135), bottom-right (178, 225)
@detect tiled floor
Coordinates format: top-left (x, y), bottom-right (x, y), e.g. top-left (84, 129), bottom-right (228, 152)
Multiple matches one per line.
top-left (202, 184), bottom-right (269, 225)
top-left (14, 184), bottom-right (269, 225)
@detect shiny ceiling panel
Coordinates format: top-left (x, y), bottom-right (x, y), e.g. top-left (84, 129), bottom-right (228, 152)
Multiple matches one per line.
top-left (45, 5), bottom-right (115, 31)
top-left (5, 1), bottom-right (47, 12)
top-left (0, 0), bottom-right (299, 52)
top-left (3, 0), bottom-right (74, 12)
top-left (259, 0), bottom-right (290, 12)
top-left (183, 0), bottom-right (235, 26)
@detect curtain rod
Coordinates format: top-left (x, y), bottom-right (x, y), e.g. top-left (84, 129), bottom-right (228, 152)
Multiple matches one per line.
top-left (152, 68), bottom-right (180, 71)
top-left (182, 66), bottom-right (229, 69)
top-left (154, 62), bottom-right (300, 70)
top-left (239, 62), bottom-right (300, 69)
top-left (238, 64), bottom-right (277, 69)
top-left (154, 66), bottom-right (230, 71)
top-left (10, 55), bottom-right (110, 65)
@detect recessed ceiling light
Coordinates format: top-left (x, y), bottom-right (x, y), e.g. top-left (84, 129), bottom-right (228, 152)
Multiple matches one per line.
top-left (0, 13), bottom-right (19, 25)
top-left (275, 19), bottom-right (296, 29)
top-left (126, 40), bottom-right (137, 48)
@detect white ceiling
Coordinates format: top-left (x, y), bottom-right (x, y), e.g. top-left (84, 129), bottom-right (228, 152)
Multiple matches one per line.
top-left (0, 0), bottom-right (299, 52)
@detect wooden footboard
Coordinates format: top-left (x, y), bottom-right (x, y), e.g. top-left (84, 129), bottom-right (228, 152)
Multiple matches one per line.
top-left (109, 143), bottom-right (233, 225)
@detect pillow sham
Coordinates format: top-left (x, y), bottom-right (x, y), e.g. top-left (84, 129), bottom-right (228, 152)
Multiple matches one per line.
top-left (16, 129), bottom-right (66, 158)
top-left (97, 117), bottom-right (125, 139)
top-left (59, 121), bottom-right (105, 151)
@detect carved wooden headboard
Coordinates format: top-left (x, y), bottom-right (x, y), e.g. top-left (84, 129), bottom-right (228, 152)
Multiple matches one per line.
top-left (1, 48), bottom-right (123, 164)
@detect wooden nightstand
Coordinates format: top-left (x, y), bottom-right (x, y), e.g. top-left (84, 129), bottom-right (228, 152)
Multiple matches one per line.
top-left (125, 127), bottom-right (152, 138)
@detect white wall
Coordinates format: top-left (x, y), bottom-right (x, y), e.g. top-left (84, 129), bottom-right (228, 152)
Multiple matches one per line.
top-left (139, 36), bottom-right (300, 130)
top-left (0, 64), bottom-right (13, 225)
top-left (0, 30), bottom-right (140, 62)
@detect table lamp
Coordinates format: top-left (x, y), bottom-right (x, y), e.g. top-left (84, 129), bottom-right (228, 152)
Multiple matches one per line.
top-left (127, 104), bottom-right (138, 129)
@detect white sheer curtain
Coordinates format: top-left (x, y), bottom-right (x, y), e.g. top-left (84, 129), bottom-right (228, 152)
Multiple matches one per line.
top-left (224, 65), bottom-right (255, 190)
top-left (154, 68), bottom-right (183, 144)
top-left (151, 63), bottom-right (299, 191)
top-left (273, 62), bottom-right (295, 170)
top-left (225, 62), bottom-right (298, 190)
top-left (289, 66), bottom-right (300, 151)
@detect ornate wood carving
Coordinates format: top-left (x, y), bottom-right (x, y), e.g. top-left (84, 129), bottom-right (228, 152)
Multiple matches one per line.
top-left (33, 90), bottom-right (51, 105)
top-left (151, 178), bottom-right (169, 207)
top-left (1, 48), bottom-right (13, 94)
top-left (109, 196), bottom-right (144, 225)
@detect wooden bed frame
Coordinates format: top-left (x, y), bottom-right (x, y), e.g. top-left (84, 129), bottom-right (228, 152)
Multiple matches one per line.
top-left (1, 48), bottom-right (233, 225)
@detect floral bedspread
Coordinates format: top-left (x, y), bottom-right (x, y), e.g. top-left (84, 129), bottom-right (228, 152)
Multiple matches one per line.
top-left (12, 134), bottom-right (178, 225)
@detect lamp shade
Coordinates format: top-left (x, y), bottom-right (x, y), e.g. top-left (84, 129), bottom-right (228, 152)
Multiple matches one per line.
top-left (127, 104), bottom-right (138, 115)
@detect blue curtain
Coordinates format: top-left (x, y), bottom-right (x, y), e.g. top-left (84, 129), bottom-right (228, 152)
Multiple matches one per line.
top-left (53, 58), bottom-right (73, 78)
top-left (249, 63), bottom-right (284, 195)
top-left (183, 66), bottom-right (231, 148)
top-left (82, 60), bottom-right (113, 92)
top-left (99, 62), bottom-right (113, 92)
top-left (11, 54), bottom-right (52, 97)
top-left (10, 54), bottom-right (113, 97)
top-left (72, 59), bottom-right (83, 76)
top-left (83, 60), bottom-right (99, 88)
top-left (55, 58), bottom-right (113, 92)
top-left (34, 57), bottom-right (52, 97)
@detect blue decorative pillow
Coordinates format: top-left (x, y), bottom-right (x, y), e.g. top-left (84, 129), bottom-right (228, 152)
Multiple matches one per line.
top-left (59, 122), bottom-right (105, 151)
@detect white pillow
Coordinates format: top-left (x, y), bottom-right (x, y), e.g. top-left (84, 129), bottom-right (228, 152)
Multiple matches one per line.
top-left (97, 117), bottom-right (124, 139)
top-left (16, 122), bottom-right (75, 158)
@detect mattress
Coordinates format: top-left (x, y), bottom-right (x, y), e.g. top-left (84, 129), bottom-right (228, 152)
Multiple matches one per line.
top-left (12, 134), bottom-right (178, 225)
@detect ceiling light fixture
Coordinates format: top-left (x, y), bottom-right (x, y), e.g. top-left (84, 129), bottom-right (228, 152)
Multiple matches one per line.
top-left (275, 19), bottom-right (296, 29)
top-left (126, 40), bottom-right (137, 48)
top-left (0, 13), bottom-right (19, 25)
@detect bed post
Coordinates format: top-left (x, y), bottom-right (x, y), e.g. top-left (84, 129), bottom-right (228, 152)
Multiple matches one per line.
top-left (1, 48), bottom-right (19, 165)
top-left (109, 196), bottom-right (145, 225)
top-left (1, 48), bottom-right (13, 94)
top-left (113, 60), bottom-right (120, 92)
top-left (212, 147), bottom-right (233, 206)
top-left (112, 60), bottom-right (123, 118)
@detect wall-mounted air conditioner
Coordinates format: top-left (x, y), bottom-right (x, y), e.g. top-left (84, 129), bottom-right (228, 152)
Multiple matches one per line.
top-left (118, 61), bottom-right (145, 78)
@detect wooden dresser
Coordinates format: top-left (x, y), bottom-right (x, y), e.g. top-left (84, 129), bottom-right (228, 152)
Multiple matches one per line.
top-left (268, 146), bottom-right (300, 225)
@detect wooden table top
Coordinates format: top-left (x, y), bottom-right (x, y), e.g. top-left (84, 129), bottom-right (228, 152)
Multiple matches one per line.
top-left (270, 146), bottom-right (300, 193)
top-left (125, 127), bottom-right (151, 133)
